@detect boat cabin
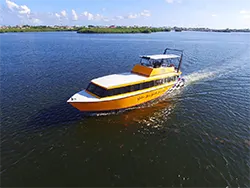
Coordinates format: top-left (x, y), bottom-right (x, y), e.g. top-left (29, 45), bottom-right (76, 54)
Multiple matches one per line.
top-left (86, 48), bottom-right (183, 98)
top-left (132, 49), bottom-right (183, 77)
top-left (86, 74), bottom-right (179, 98)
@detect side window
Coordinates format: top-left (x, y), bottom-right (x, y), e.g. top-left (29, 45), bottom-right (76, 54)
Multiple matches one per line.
top-left (155, 79), bottom-right (164, 86)
top-left (118, 88), bottom-right (123, 95)
top-left (113, 88), bottom-right (119, 95)
top-left (143, 81), bottom-right (152, 88)
top-left (134, 84), bottom-right (140, 91)
top-left (122, 86), bottom-right (131, 93)
top-left (94, 86), bottom-right (104, 97)
top-left (142, 82), bottom-right (147, 89)
top-left (107, 89), bottom-right (113, 96)
top-left (87, 83), bottom-right (108, 97)
top-left (149, 81), bottom-right (154, 87)
top-left (87, 83), bottom-right (96, 92)
top-left (130, 85), bottom-right (135, 92)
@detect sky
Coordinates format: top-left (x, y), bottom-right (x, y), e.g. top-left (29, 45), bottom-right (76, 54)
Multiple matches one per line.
top-left (0, 0), bottom-right (250, 28)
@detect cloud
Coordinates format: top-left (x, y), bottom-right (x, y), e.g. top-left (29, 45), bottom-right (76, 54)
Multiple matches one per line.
top-left (2, 0), bottom-right (151, 25)
top-left (165, 0), bottom-right (181, 3)
top-left (126, 10), bottom-right (151, 19)
top-left (61, 10), bottom-right (67, 17)
top-left (72, 9), bottom-right (78, 20)
top-left (32, 18), bottom-right (41, 24)
top-left (94, 14), bottom-right (104, 21)
top-left (6, 0), bottom-right (19, 10)
top-left (243, 15), bottom-right (250, 19)
top-left (240, 10), bottom-right (250, 14)
top-left (140, 10), bottom-right (151, 17)
top-left (82, 11), bottom-right (94, 20)
top-left (55, 13), bottom-right (61, 19)
top-left (165, 0), bottom-right (174, 3)
top-left (127, 13), bottom-right (138, 19)
top-left (240, 9), bottom-right (250, 19)
top-left (115, 16), bottom-right (124, 20)
top-left (6, 0), bottom-right (30, 15)
top-left (5, 0), bottom-right (36, 25)
top-left (19, 5), bottom-right (30, 14)
top-left (212, 14), bottom-right (217, 17)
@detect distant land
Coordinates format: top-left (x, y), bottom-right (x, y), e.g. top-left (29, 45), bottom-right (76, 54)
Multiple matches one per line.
top-left (0, 25), bottom-right (250, 33)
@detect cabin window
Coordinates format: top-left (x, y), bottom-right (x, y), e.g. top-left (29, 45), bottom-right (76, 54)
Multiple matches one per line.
top-left (94, 86), bottom-right (105, 97)
top-left (121, 86), bottom-right (130, 94)
top-left (155, 79), bottom-right (163, 86)
top-left (86, 83), bottom-right (107, 97)
top-left (114, 88), bottom-right (121, 95)
top-left (134, 84), bottom-right (140, 91)
top-left (87, 83), bottom-right (96, 92)
top-left (142, 82), bottom-right (150, 89)
top-left (171, 76), bottom-right (177, 82)
top-left (90, 75), bottom-right (178, 97)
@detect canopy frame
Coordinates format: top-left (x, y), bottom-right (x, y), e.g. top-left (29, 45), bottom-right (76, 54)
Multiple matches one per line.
top-left (140, 48), bottom-right (184, 72)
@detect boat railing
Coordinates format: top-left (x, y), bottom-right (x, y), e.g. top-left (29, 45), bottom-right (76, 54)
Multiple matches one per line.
top-left (163, 48), bottom-right (183, 73)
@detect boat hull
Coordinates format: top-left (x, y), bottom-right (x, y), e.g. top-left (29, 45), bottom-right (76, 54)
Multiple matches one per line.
top-left (68, 85), bottom-right (174, 112)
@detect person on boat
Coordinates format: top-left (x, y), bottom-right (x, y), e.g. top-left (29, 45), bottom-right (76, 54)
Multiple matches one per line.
top-left (153, 60), bottom-right (162, 68)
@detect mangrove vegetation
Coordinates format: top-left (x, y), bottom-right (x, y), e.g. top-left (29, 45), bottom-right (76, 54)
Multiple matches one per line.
top-left (77, 27), bottom-right (171, 33)
top-left (0, 25), bottom-right (250, 33)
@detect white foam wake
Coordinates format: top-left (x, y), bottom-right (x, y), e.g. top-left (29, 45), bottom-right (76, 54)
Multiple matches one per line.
top-left (183, 71), bottom-right (217, 85)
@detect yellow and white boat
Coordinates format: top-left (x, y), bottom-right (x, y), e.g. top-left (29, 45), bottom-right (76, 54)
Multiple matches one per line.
top-left (67, 48), bottom-right (184, 112)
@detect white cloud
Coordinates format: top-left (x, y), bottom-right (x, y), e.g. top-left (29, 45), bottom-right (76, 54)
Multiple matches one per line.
top-left (140, 10), bottom-right (151, 17)
top-left (127, 13), bottom-right (138, 19)
top-left (2, 1), bottom-right (151, 25)
top-left (72, 9), bottom-right (78, 20)
top-left (125, 10), bottom-right (151, 19)
top-left (243, 15), bottom-right (250, 19)
top-left (6, 0), bottom-right (30, 15)
top-left (212, 14), bottom-right (217, 17)
top-left (32, 18), bottom-right (41, 24)
top-left (82, 11), bottom-right (94, 20)
top-left (240, 10), bottom-right (250, 14)
top-left (55, 13), bottom-right (61, 18)
top-left (165, 0), bottom-right (181, 4)
top-left (6, 0), bottom-right (19, 11)
top-left (240, 10), bottom-right (250, 20)
top-left (103, 18), bottom-right (110, 22)
top-left (61, 10), bottom-right (67, 17)
top-left (3, 0), bottom-right (44, 25)
top-left (19, 5), bottom-right (30, 14)
top-left (115, 16), bottom-right (124, 20)
top-left (165, 0), bottom-right (174, 3)
top-left (94, 14), bottom-right (104, 21)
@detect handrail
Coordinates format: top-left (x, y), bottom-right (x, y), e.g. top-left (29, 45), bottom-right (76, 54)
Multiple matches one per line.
top-left (163, 48), bottom-right (184, 73)
top-left (163, 48), bottom-right (183, 54)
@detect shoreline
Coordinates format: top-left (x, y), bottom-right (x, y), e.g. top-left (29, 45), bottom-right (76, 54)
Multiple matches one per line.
top-left (1, 26), bottom-right (250, 34)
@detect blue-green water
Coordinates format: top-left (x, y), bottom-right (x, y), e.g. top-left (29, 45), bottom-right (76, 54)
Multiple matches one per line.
top-left (1, 31), bottom-right (250, 187)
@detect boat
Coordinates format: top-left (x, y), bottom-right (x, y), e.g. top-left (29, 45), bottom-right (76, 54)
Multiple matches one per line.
top-left (67, 48), bottom-right (185, 112)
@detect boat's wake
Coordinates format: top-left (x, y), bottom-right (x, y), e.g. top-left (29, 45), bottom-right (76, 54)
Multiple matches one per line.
top-left (183, 71), bottom-right (216, 85)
